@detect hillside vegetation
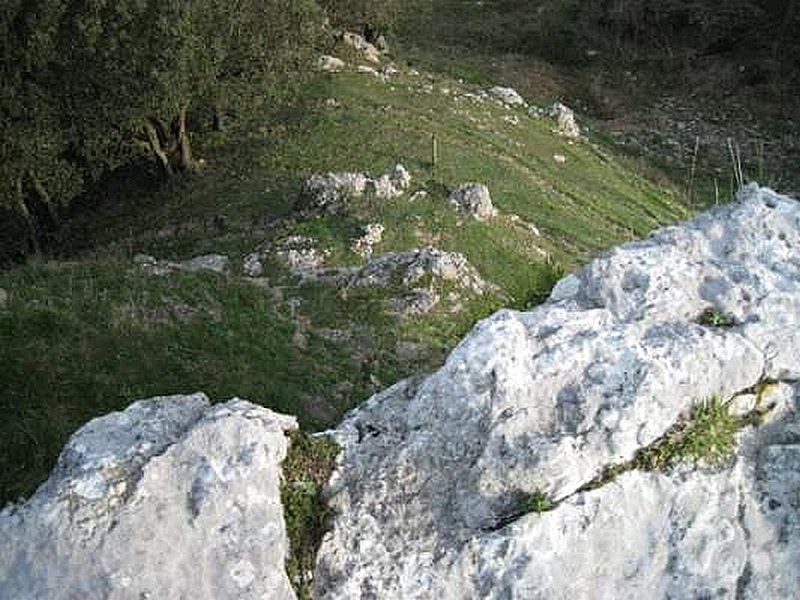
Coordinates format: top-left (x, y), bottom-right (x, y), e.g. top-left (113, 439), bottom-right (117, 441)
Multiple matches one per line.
top-left (6, 0), bottom-right (792, 505)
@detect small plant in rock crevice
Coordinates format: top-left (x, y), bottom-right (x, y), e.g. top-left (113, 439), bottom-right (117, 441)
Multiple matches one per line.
top-left (696, 307), bottom-right (736, 328)
top-left (522, 489), bottom-right (554, 513)
top-left (280, 430), bottom-right (340, 599)
top-left (635, 395), bottom-right (740, 470)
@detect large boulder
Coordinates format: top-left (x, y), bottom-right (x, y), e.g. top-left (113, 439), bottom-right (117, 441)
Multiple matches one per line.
top-left (314, 186), bottom-right (800, 598)
top-left (0, 394), bottom-right (298, 600)
top-left (449, 183), bottom-right (498, 221)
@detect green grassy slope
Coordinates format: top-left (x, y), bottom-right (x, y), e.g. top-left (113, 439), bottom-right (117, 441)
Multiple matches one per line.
top-left (0, 47), bottom-right (690, 503)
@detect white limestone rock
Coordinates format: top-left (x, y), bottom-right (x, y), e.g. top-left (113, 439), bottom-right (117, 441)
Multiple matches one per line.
top-left (317, 55), bottom-right (346, 73)
top-left (341, 32), bottom-right (382, 64)
top-left (450, 183), bottom-right (498, 220)
top-left (348, 247), bottom-right (492, 294)
top-left (299, 165), bottom-right (411, 214)
top-left (351, 223), bottom-right (385, 259)
top-left (0, 394), bottom-right (298, 600)
top-left (488, 86), bottom-right (526, 107)
top-left (138, 254), bottom-right (230, 276)
top-left (315, 186), bottom-right (800, 598)
top-left (552, 102), bottom-right (581, 139)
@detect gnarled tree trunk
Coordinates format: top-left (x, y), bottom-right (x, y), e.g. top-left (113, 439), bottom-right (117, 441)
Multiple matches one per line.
top-left (175, 104), bottom-right (195, 172)
top-left (144, 118), bottom-right (174, 177)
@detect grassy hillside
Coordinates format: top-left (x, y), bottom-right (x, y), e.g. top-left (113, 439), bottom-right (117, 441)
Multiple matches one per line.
top-left (0, 42), bottom-right (690, 503)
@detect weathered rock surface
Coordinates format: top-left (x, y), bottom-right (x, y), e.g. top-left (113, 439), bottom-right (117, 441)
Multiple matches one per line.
top-left (315, 186), bottom-right (800, 598)
top-left (298, 165), bottom-right (411, 214)
top-left (0, 394), bottom-right (298, 600)
top-left (0, 287), bottom-right (7, 310)
top-left (449, 183), bottom-right (498, 221)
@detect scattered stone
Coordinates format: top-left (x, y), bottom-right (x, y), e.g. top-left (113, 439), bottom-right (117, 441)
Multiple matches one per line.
top-left (503, 115), bottom-right (520, 126)
top-left (488, 86), bottom-right (526, 107)
top-left (317, 55), bottom-right (346, 72)
top-left (324, 98), bottom-right (342, 109)
top-left (242, 252), bottom-right (264, 278)
top-left (449, 183), bottom-right (498, 221)
top-left (387, 164), bottom-right (412, 191)
top-left (0, 394), bottom-right (298, 600)
top-left (273, 236), bottom-right (329, 278)
top-left (374, 34), bottom-right (389, 53)
top-left (409, 190), bottom-right (428, 202)
top-left (0, 288), bottom-right (9, 311)
top-left (299, 172), bottom-right (370, 214)
top-left (388, 288), bottom-right (440, 317)
top-left (553, 153), bottom-right (567, 164)
top-left (298, 165), bottom-right (411, 214)
top-left (552, 102), bottom-right (581, 139)
top-left (138, 254), bottom-right (229, 276)
top-left (176, 254), bottom-right (229, 274)
top-left (342, 32), bottom-right (381, 64)
top-left (349, 247), bottom-right (491, 294)
top-left (356, 65), bottom-right (380, 77)
top-left (507, 214), bottom-right (542, 237)
top-left (351, 223), bottom-right (385, 259)
top-left (315, 186), bottom-right (800, 598)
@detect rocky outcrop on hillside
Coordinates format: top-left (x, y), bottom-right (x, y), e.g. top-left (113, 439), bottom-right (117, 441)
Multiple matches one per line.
top-left (298, 165), bottom-right (412, 215)
top-left (4, 186), bottom-right (800, 599)
top-left (0, 394), bottom-right (298, 600)
top-left (314, 185), bottom-right (800, 598)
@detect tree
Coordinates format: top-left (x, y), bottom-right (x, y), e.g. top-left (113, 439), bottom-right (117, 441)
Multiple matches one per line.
top-left (1, 0), bottom-right (322, 259)
top-left (320, 0), bottom-right (402, 39)
top-left (0, 0), bottom-right (83, 255)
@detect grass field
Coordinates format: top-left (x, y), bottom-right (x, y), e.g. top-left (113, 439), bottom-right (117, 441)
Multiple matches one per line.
top-left (0, 42), bottom-right (691, 503)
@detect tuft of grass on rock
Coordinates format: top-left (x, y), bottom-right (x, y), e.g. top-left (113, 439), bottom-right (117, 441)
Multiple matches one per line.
top-left (696, 307), bottom-right (737, 328)
top-left (635, 396), bottom-right (740, 470)
top-left (281, 431), bottom-right (340, 599)
top-left (522, 489), bottom-right (554, 514)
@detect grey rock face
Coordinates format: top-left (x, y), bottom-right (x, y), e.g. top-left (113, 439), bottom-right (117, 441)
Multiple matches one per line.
top-left (315, 186), bottom-right (800, 598)
top-left (0, 287), bottom-right (7, 310)
top-left (449, 183), bottom-right (498, 221)
top-left (1, 394), bottom-right (298, 600)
